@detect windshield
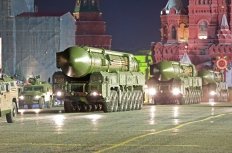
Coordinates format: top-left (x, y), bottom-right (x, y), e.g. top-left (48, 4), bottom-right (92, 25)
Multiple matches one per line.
top-left (24, 86), bottom-right (44, 92)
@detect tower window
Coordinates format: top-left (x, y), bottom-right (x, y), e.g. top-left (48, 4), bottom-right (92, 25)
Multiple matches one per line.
top-left (198, 21), bottom-right (208, 39)
top-left (179, 23), bottom-right (186, 40)
top-left (171, 26), bottom-right (176, 39)
top-left (162, 26), bottom-right (168, 40)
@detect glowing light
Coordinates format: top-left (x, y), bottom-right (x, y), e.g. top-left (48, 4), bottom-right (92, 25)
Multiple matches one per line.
top-left (34, 109), bottom-right (41, 114)
top-left (209, 91), bottom-right (216, 96)
top-left (34, 95), bottom-right (40, 100)
top-left (56, 91), bottom-right (62, 97)
top-left (148, 88), bottom-right (157, 96)
top-left (19, 95), bottom-right (24, 100)
top-left (53, 115), bottom-right (65, 126)
top-left (173, 106), bottom-right (179, 118)
top-left (84, 114), bottom-right (103, 125)
top-left (18, 109), bottom-right (25, 115)
top-left (172, 107), bottom-right (180, 125)
top-left (172, 88), bottom-right (181, 96)
top-left (209, 99), bottom-right (215, 106)
top-left (90, 91), bottom-right (98, 96)
top-left (198, 35), bottom-right (207, 39)
top-left (173, 119), bottom-right (179, 125)
top-left (211, 107), bottom-right (215, 116)
top-left (149, 106), bottom-right (156, 125)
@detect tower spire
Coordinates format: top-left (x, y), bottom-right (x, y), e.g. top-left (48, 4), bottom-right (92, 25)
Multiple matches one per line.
top-left (162, 0), bottom-right (184, 14)
top-left (74, 0), bottom-right (100, 13)
top-left (221, 14), bottom-right (229, 28)
top-left (73, 0), bottom-right (81, 13)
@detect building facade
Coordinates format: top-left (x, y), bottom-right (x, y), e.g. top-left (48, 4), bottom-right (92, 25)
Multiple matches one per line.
top-left (152, 0), bottom-right (232, 86)
top-left (0, 0), bottom-right (75, 81)
top-left (15, 12), bottom-right (75, 81)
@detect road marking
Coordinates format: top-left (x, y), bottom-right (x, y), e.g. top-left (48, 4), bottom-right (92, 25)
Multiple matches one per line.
top-left (95, 113), bottom-right (226, 153)
top-left (0, 143), bottom-right (199, 147)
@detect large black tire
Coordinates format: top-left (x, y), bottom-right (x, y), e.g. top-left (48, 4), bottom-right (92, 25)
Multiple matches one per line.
top-left (118, 92), bottom-right (126, 111)
top-left (103, 90), bottom-right (118, 113)
top-left (130, 91), bottom-right (137, 110)
top-left (6, 102), bottom-right (17, 123)
top-left (64, 100), bottom-right (74, 113)
top-left (112, 92), bottom-right (119, 112)
top-left (126, 92), bottom-right (133, 111)
top-left (123, 93), bottom-right (128, 111)
top-left (103, 102), bottom-right (112, 113)
top-left (137, 91), bottom-right (144, 110)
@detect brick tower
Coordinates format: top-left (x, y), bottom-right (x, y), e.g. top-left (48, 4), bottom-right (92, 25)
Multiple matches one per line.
top-left (153, 0), bottom-right (190, 63)
top-left (73, 0), bottom-right (112, 49)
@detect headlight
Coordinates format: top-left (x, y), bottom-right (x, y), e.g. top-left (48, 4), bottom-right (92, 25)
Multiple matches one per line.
top-left (209, 91), bottom-right (216, 96)
top-left (56, 91), bottom-right (62, 97)
top-left (34, 95), bottom-right (40, 100)
top-left (172, 87), bottom-right (181, 96)
top-left (19, 95), bottom-right (24, 100)
top-left (90, 91), bottom-right (101, 96)
top-left (148, 88), bottom-right (157, 96)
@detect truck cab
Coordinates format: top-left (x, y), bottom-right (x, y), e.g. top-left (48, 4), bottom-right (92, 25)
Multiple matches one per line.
top-left (0, 75), bottom-right (18, 123)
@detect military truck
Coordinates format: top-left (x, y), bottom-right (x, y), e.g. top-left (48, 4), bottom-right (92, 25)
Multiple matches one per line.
top-left (198, 69), bottom-right (228, 102)
top-left (147, 60), bottom-right (228, 104)
top-left (53, 46), bottom-right (145, 113)
top-left (18, 76), bottom-right (53, 109)
top-left (0, 75), bottom-right (18, 123)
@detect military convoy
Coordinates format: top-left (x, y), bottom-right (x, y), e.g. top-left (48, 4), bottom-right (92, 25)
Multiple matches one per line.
top-left (147, 60), bottom-right (228, 104)
top-left (0, 44), bottom-right (230, 124)
top-left (18, 76), bottom-right (53, 109)
top-left (0, 75), bottom-right (18, 123)
top-left (53, 46), bottom-right (145, 113)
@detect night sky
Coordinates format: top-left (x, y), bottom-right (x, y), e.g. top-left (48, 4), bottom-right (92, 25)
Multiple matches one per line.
top-left (36, 0), bottom-right (187, 53)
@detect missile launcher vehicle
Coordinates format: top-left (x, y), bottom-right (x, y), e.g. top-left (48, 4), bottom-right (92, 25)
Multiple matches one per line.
top-left (147, 60), bottom-right (202, 104)
top-left (147, 60), bottom-right (228, 104)
top-left (53, 46), bottom-right (145, 113)
top-left (198, 70), bottom-right (228, 102)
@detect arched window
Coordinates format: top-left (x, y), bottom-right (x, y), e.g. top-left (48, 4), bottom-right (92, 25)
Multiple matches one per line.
top-left (171, 26), bottom-right (176, 39)
top-left (162, 26), bottom-right (168, 40)
top-left (198, 21), bottom-right (208, 39)
top-left (179, 23), bottom-right (186, 40)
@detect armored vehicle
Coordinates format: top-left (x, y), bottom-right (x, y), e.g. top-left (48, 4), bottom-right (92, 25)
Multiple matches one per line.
top-left (53, 46), bottom-right (145, 113)
top-left (19, 76), bottom-right (53, 109)
top-left (0, 75), bottom-right (18, 123)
